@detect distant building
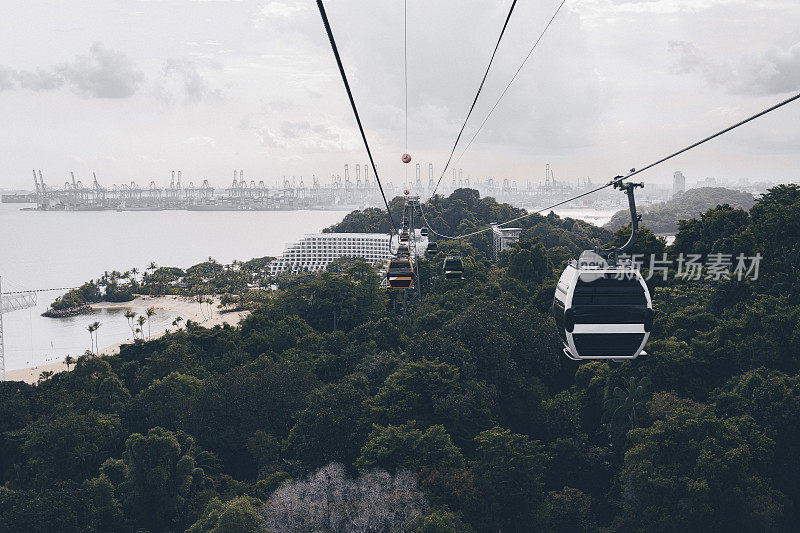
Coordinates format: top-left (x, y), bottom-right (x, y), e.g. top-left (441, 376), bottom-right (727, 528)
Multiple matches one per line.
top-left (696, 177), bottom-right (717, 188)
top-left (269, 233), bottom-right (392, 275)
top-left (672, 171), bottom-right (686, 196)
top-left (491, 224), bottom-right (521, 260)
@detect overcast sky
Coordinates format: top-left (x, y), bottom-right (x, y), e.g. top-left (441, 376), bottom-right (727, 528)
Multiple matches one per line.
top-left (0, 0), bottom-right (798, 190)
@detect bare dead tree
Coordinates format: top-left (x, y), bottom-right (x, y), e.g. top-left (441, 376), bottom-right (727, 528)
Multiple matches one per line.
top-left (261, 463), bottom-right (427, 532)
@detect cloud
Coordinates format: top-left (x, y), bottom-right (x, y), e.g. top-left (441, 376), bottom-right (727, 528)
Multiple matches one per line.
top-left (669, 40), bottom-right (800, 95)
top-left (669, 41), bottom-right (733, 85)
top-left (0, 66), bottom-right (15, 90)
top-left (740, 43), bottom-right (800, 95)
top-left (18, 69), bottom-right (64, 91)
top-left (155, 58), bottom-right (222, 104)
top-left (0, 43), bottom-right (143, 98)
top-left (577, 0), bottom-right (748, 15)
top-left (56, 43), bottom-right (144, 98)
top-left (259, 1), bottom-right (308, 19)
top-left (256, 120), bottom-right (357, 152)
top-left (181, 135), bottom-right (217, 148)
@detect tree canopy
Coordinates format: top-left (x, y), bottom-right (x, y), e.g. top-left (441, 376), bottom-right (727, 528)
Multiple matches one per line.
top-left (3, 185), bottom-right (799, 531)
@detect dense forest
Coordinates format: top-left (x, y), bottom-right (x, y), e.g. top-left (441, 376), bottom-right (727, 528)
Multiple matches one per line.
top-left (604, 187), bottom-right (755, 234)
top-left (2, 185), bottom-right (800, 532)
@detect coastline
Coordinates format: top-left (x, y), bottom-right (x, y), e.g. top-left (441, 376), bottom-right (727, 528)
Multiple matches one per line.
top-left (6, 295), bottom-right (249, 384)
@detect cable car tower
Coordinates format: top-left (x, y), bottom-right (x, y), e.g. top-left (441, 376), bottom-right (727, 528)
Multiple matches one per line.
top-left (0, 277), bottom-right (38, 381)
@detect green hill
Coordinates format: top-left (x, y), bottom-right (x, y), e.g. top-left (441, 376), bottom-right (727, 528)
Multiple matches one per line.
top-left (4, 185), bottom-right (800, 532)
top-left (605, 187), bottom-right (755, 234)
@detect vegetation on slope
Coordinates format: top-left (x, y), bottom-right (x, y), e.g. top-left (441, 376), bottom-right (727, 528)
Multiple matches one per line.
top-left (3, 185), bottom-right (800, 532)
top-left (50, 257), bottom-right (275, 311)
top-left (605, 186), bottom-right (755, 234)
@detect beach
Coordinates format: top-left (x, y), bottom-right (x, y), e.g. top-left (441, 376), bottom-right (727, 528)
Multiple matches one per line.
top-left (5, 295), bottom-right (249, 384)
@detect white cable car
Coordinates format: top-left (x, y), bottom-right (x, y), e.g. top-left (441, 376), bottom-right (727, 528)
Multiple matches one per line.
top-left (553, 254), bottom-right (652, 361)
top-left (553, 182), bottom-right (653, 361)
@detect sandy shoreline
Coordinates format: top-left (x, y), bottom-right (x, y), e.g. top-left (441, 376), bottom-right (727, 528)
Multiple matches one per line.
top-left (6, 295), bottom-right (249, 384)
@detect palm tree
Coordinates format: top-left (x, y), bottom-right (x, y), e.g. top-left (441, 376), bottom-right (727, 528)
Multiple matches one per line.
top-left (137, 315), bottom-right (146, 340)
top-left (196, 292), bottom-right (207, 320)
top-left (87, 323), bottom-right (96, 353)
top-left (92, 321), bottom-right (101, 354)
top-left (144, 262), bottom-right (157, 295)
top-left (220, 293), bottom-right (235, 311)
top-left (145, 306), bottom-right (156, 339)
top-left (602, 376), bottom-right (651, 436)
top-left (86, 321), bottom-right (101, 354)
top-left (64, 354), bottom-right (75, 372)
top-left (124, 310), bottom-right (136, 338)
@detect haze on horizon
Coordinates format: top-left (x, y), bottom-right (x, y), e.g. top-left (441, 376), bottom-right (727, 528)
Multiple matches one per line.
top-left (0, 0), bottom-right (798, 190)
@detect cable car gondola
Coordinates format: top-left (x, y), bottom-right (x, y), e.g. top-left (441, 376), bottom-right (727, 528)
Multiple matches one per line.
top-left (420, 227), bottom-right (429, 237)
top-left (553, 182), bottom-right (652, 361)
top-left (426, 242), bottom-right (438, 256)
top-left (387, 257), bottom-right (414, 289)
top-left (397, 244), bottom-right (410, 256)
top-left (399, 231), bottom-right (409, 243)
top-left (443, 255), bottom-right (464, 279)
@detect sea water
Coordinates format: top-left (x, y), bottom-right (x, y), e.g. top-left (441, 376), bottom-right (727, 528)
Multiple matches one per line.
top-left (0, 203), bottom-right (345, 370)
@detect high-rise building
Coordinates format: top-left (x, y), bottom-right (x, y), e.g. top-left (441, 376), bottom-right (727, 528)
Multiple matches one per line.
top-left (673, 171), bottom-right (686, 196)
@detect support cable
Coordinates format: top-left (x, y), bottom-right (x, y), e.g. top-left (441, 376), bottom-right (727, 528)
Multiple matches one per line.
top-left (422, 91), bottom-right (800, 240)
top-left (404, 0), bottom-right (408, 156)
top-left (316, 0), bottom-right (398, 233)
top-left (432, 0), bottom-right (519, 196)
top-left (404, 0), bottom-right (409, 186)
top-left (453, 0), bottom-right (567, 167)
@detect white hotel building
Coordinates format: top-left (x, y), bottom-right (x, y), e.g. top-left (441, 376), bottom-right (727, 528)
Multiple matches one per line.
top-left (491, 224), bottom-right (522, 260)
top-left (269, 233), bottom-right (393, 275)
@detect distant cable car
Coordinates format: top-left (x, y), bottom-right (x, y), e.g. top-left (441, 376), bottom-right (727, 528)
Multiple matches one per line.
top-left (397, 244), bottom-right (410, 256)
top-left (402, 154), bottom-right (411, 164)
top-left (420, 227), bottom-right (429, 237)
top-left (443, 255), bottom-right (464, 279)
top-left (387, 257), bottom-right (414, 289)
top-left (400, 231), bottom-right (409, 242)
top-left (426, 242), bottom-right (439, 255)
top-left (553, 182), bottom-right (652, 361)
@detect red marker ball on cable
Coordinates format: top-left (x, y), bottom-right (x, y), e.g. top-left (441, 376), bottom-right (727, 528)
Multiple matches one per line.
top-left (401, 153), bottom-right (411, 163)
